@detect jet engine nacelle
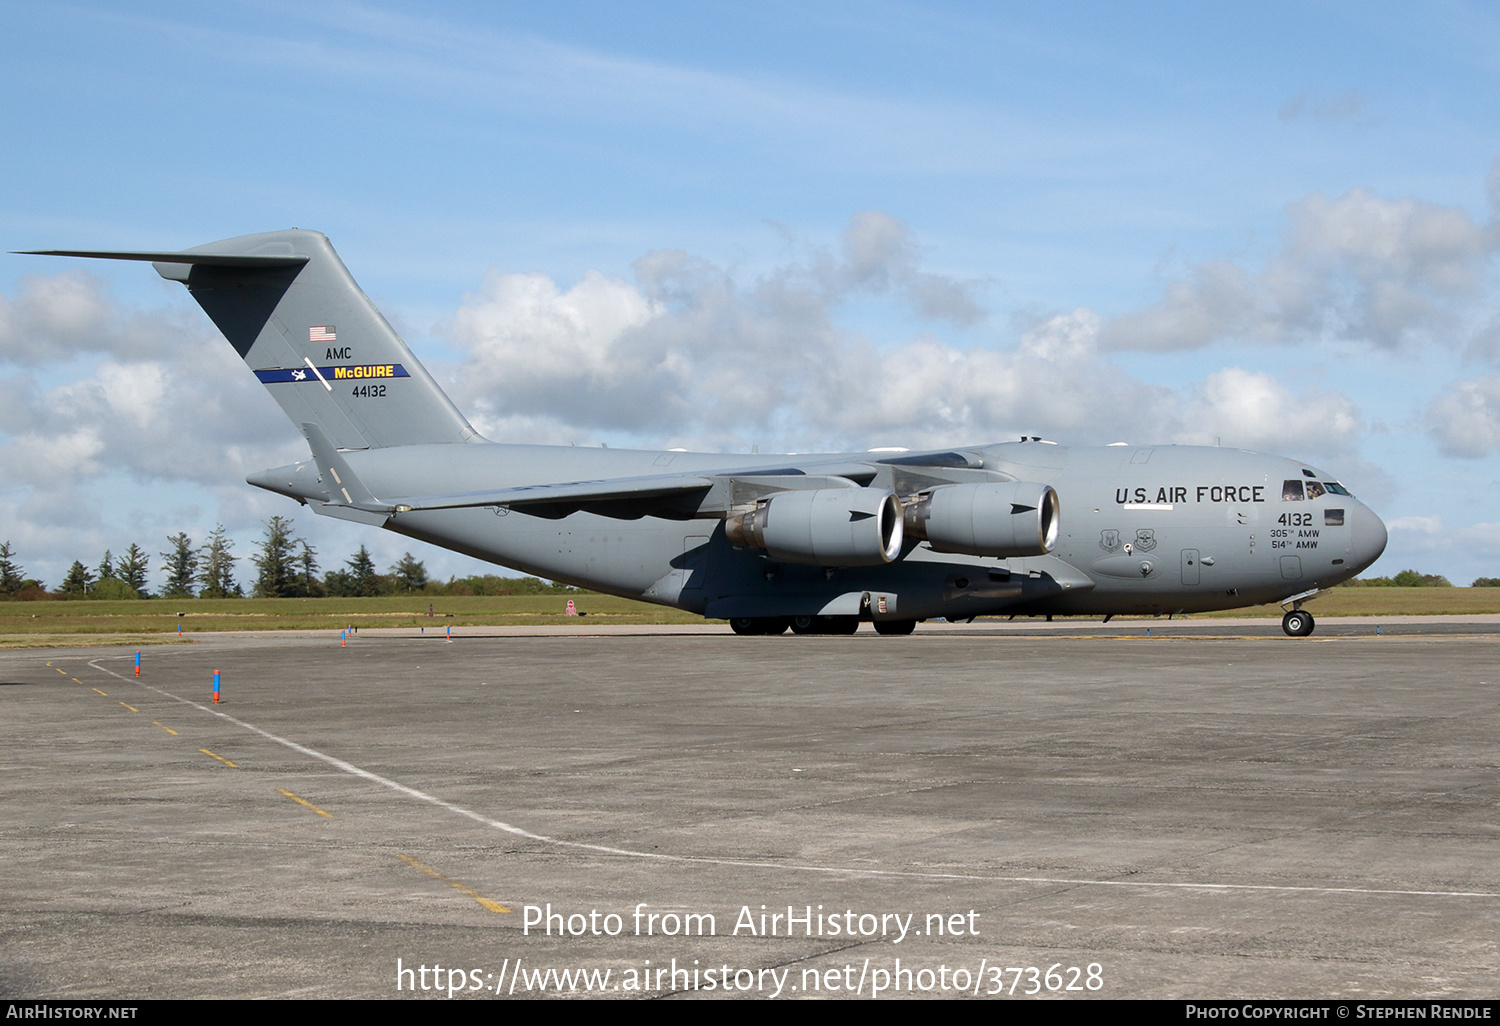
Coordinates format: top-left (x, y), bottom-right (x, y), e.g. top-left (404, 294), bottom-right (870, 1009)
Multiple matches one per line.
top-left (726, 487), bottom-right (905, 565)
top-left (903, 481), bottom-right (1059, 557)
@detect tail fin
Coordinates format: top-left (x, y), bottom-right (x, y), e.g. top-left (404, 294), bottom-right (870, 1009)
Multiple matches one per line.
top-left (23, 230), bottom-right (479, 450)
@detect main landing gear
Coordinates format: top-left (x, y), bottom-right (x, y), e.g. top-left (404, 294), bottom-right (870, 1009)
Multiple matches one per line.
top-left (730, 616), bottom-right (911, 635)
top-left (730, 616), bottom-right (790, 635)
top-left (791, 615), bottom-right (858, 635)
top-left (1281, 609), bottom-right (1315, 637)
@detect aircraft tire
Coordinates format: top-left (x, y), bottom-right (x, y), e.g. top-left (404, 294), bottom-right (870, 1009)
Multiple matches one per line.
top-left (761, 617), bottom-right (791, 635)
top-left (1282, 610), bottom-right (1315, 637)
top-left (730, 617), bottom-right (761, 636)
top-left (790, 615), bottom-right (818, 635)
top-left (873, 619), bottom-right (917, 636)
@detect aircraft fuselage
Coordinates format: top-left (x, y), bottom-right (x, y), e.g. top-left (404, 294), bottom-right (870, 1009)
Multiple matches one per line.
top-left (251, 437), bottom-right (1387, 625)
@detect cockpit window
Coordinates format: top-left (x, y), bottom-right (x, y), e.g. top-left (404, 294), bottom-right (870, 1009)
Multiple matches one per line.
top-left (1324, 481), bottom-right (1352, 496)
top-left (1305, 480), bottom-right (1326, 500)
top-left (1282, 479), bottom-right (1305, 501)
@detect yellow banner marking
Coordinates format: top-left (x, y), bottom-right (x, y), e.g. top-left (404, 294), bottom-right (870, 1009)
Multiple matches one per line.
top-left (397, 853), bottom-right (510, 913)
top-left (119, 702), bottom-right (138, 712)
top-left (277, 788), bottom-right (333, 818)
top-left (153, 722), bottom-right (178, 735)
top-left (200, 748), bottom-right (238, 767)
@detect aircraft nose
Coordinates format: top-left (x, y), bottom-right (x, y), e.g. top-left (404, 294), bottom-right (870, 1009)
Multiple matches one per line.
top-left (1348, 503), bottom-right (1388, 574)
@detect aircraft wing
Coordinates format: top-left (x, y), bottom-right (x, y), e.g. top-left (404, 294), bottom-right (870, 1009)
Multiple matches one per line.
top-left (392, 467), bottom-right (884, 519)
top-left (296, 430), bottom-right (982, 521)
top-left (391, 473), bottom-right (720, 518)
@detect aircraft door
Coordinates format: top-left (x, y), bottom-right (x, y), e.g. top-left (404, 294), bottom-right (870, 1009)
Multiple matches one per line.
top-left (1280, 556), bottom-right (1302, 579)
top-left (1180, 549), bottom-right (1200, 586)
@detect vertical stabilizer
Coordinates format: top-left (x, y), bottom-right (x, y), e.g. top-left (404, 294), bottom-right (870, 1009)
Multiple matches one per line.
top-left (25, 230), bottom-right (479, 450)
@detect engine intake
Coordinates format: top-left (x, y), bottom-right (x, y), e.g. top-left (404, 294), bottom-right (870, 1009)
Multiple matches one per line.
top-left (726, 488), bottom-right (904, 565)
top-left (904, 482), bottom-right (1058, 557)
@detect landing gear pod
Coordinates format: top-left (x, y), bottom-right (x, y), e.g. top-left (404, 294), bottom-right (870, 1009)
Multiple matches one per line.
top-left (904, 482), bottom-right (1059, 557)
top-left (726, 488), bottom-right (905, 565)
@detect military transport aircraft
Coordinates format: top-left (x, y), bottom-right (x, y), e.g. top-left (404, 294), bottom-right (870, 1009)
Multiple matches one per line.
top-left (24, 230), bottom-right (1387, 637)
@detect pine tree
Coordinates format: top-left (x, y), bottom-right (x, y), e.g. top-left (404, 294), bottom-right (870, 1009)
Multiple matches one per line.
top-left (160, 533), bottom-right (198, 599)
top-left (346, 545), bottom-right (380, 597)
top-left (197, 525), bottom-right (240, 598)
top-left (0, 542), bottom-right (23, 594)
top-left (252, 516), bottom-right (300, 598)
top-left (61, 560), bottom-right (95, 596)
top-left (294, 539), bottom-right (323, 598)
top-left (96, 550), bottom-right (115, 581)
top-left (391, 552), bottom-right (428, 592)
top-left (119, 544), bottom-right (151, 597)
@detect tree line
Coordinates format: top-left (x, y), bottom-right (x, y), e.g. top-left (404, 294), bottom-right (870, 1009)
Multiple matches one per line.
top-left (11, 531), bottom-right (1492, 600)
top-left (0, 519), bottom-right (577, 600)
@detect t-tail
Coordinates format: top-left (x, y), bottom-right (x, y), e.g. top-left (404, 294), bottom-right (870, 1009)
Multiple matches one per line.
top-left (21, 230), bottom-right (480, 450)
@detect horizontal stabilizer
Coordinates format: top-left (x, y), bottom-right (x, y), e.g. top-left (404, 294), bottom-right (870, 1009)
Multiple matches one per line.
top-left (15, 249), bottom-right (309, 268)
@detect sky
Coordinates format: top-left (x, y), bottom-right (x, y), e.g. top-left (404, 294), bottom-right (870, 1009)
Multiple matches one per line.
top-left (3, 0), bottom-right (1500, 591)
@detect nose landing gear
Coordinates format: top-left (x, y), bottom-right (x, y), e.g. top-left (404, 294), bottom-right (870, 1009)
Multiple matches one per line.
top-left (1282, 609), bottom-right (1315, 637)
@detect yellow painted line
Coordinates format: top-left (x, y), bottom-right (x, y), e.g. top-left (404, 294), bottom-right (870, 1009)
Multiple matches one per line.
top-left (153, 722), bottom-right (178, 735)
top-left (397, 853), bottom-right (510, 914)
top-left (119, 702), bottom-right (138, 712)
top-left (200, 748), bottom-right (238, 768)
top-left (92, 688), bottom-right (108, 696)
top-left (72, 678), bottom-right (83, 684)
top-left (55, 667), bottom-right (67, 675)
top-left (277, 788), bottom-right (333, 818)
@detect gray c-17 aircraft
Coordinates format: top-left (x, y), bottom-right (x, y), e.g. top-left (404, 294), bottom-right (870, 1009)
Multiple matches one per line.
top-left (23, 230), bottom-right (1387, 637)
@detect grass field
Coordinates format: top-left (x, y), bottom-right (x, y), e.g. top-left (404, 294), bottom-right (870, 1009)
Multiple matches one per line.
top-left (0, 593), bottom-right (703, 647)
top-left (3, 588), bottom-right (1497, 646)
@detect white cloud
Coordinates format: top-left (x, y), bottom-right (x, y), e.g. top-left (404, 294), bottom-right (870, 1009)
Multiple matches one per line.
top-left (1375, 516), bottom-right (1500, 579)
top-left (1278, 90), bottom-right (1370, 126)
top-left (1178, 367), bottom-right (1361, 454)
top-left (441, 222), bottom-right (1367, 463)
top-left (447, 266), bottom-right (669, 433)
top-left (444, 213), bottom-right (988, 445)
top-left (824, 212), bottom-right (986, 325)
top-left (0, 271), bottom-right (193, 366)
top-left (1388, 515), bottom-right (1444, 536)
top-left (1426, 375), bottom-right (1500, 457)
top-left (1100, 185), bottom-right (1499, 352)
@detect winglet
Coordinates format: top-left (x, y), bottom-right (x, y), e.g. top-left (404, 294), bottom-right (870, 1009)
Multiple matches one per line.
top-left (299, 423), bottom-right (397, 512)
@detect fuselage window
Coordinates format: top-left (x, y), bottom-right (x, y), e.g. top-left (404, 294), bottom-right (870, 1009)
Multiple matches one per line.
top-left (1305, 480), bottom-right (1326, 500)
top-left (1324, 482), bottom-right (1352, 496)
top-left (1282, 479), bottom-right (1305, 501)
top-left (1325, 509), bottom-right (1345, 526)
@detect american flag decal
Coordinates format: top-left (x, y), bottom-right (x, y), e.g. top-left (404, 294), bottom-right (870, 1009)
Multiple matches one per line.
top-left (309, 325), bottom-right (336, 342)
